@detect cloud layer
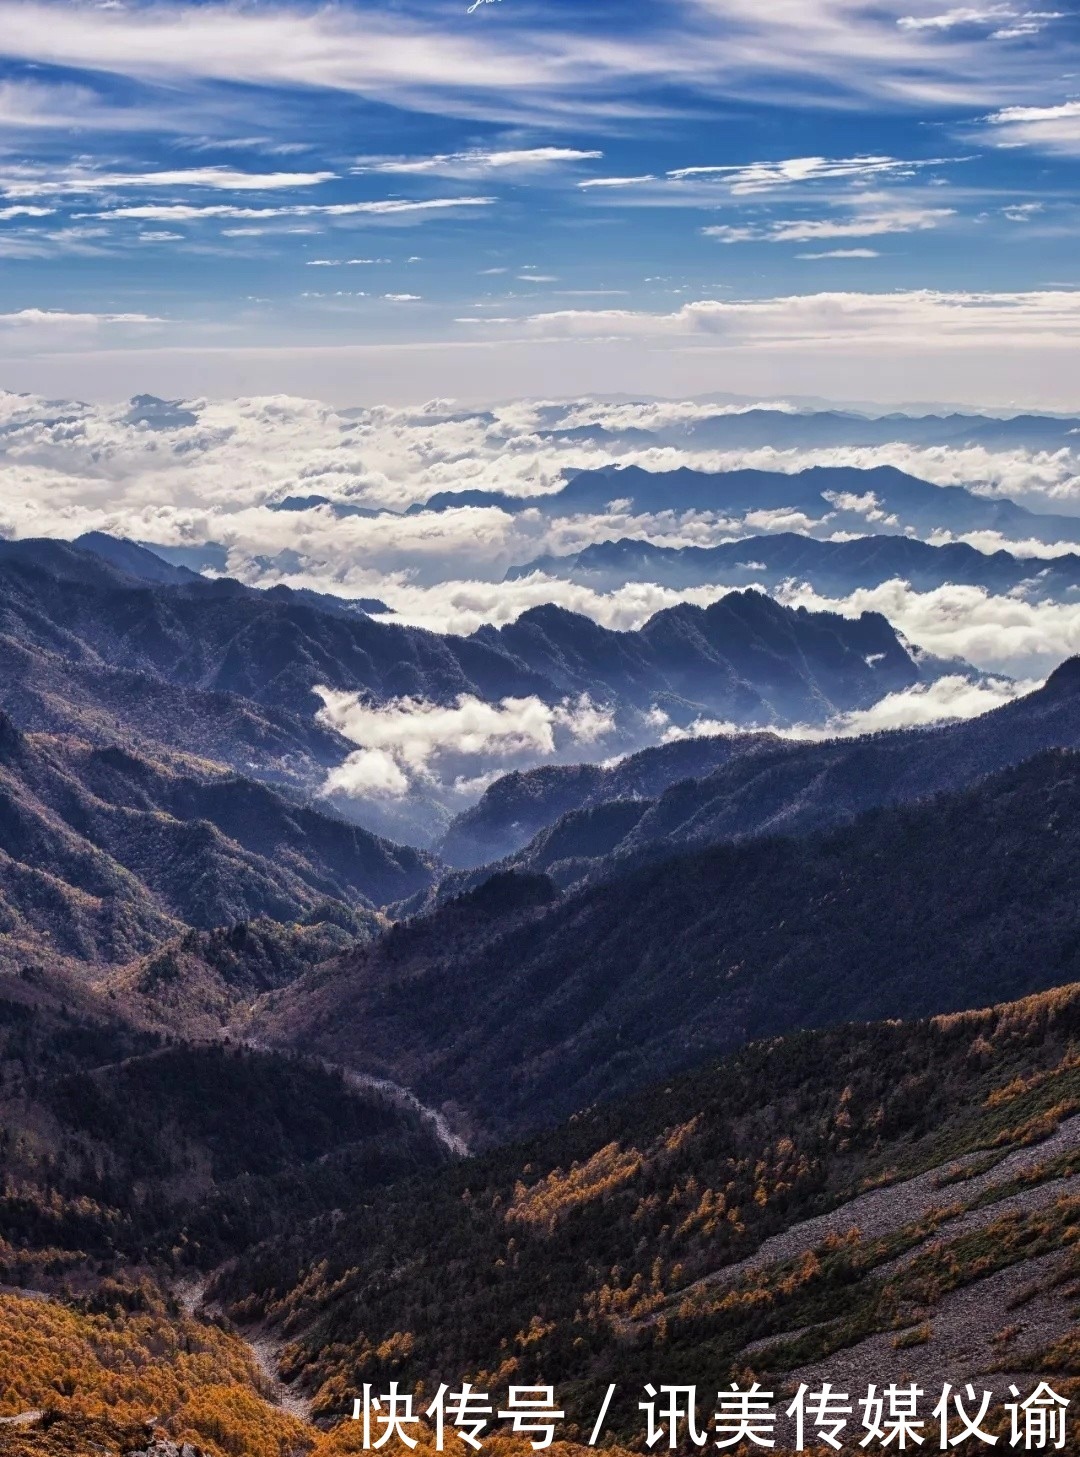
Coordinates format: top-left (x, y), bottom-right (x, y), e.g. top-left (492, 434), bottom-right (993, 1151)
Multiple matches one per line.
top-left (2, 385), bottom-right (1080, 671)
top-left (668, 671), bottom-right (1038, 741)
top-left (2, 384), bottom-right (1079, 816)
top-left (317, 688), bottom-right (615, 800)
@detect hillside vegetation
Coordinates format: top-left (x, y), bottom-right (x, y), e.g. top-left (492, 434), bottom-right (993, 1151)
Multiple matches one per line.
top-left (0, 970), bottom-right (448, 1286)
top-left (0, 713), bottom-right (434, 967)
top-left (251, 747), bottom-right (1080, 1140)
top-left (433, 657), bottom-right (1080, 881)
top-left (218, 980), bottom-right (1080, 1441)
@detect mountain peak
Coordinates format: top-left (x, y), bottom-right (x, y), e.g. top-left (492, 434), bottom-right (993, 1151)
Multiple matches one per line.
top-left (1041, 655), bottom-right (1080, 696)
top-left (73, 532), bottom-right (199, 585)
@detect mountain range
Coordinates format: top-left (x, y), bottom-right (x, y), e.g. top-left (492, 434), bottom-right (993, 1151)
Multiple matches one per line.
top-left (248, 742), bottom-right (1080, 1143)
top-left (0, 532), bottom-right (961, 859)
top-left (433, 658), bottom-right (1080, 873)
top-left (4, 507), bottom-right (1080, 1455)
top-left (0, 536), bottom-right (928, 737)
top-left (511, 530), bottom-right (1080, 600)
top-left (419, 462), bottom-right (1080, 544)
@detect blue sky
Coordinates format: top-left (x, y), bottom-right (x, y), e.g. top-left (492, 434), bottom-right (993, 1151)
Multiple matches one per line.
top-left (0, 0), bottom-right (1078, 403)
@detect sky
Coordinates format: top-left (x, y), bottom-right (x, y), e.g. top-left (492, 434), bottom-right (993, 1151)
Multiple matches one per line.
top-left (0, 0), bottom-right (1078, 403)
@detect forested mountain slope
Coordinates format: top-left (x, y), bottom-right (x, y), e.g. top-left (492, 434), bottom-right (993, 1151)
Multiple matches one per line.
top-left (437, 734), bottom-right (773, 867)
top-left (0, 712), bottom-right (435, 967)
top-left (434, 658), bottom-right (1080, 879)
top-left (219, 977), bottom-right (1080, 1437)
top-left (251, 746), bottom-right (1080, 1141)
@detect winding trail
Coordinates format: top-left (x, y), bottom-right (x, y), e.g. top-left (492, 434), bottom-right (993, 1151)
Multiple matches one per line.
top-left (334, 1063), bottom-right (470, 1157)
top-left (239, 1036), bottom-right (470, 1158)
top-left (169, 1050), bottom-right (471, 1427)
top-left (176, 1275), bottom-right (314, 1422)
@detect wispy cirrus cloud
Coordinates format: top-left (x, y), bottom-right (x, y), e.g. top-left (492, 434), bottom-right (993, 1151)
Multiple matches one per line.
top-left (576, 155), bottom-right (960, 203)
top-left (78, 197), bottom-right (496, 223)
top-left (354, 147), bottom-right (602, 177)
top-left (0, 75), bottom-right (185, 133)
top-left (0, 165), bottom-right (336, 198)
top-left (897, 5), bottom-right (1062, 36)
top-left (0, 0), bottom-right (1068, 131)
top-left (667, 154), bottom-right (950, 193)
top-left (703, 205), bottom-right (955, 243)
top-left (980, 100), bottom-right (1080, 155)
top-left (578, 174), bottom-right (657, 190)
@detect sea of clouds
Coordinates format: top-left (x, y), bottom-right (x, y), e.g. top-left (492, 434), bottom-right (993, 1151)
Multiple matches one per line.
top-left (4, 387), bottom-right (1080, 823)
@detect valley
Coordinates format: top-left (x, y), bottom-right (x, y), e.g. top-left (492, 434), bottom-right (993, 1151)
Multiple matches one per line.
top-left (0, 436), bottom-right (1079, 1455)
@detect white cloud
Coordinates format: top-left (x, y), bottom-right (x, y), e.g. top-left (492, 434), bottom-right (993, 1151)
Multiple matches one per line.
top-left (798, 248), bottom-right (881, 258)
top-left (0, 166), bottom-right (335, 198)
top-left (821, 489), bottom-right (899, 524)
top-left (825, 673), bottom-right (1036, 730)
top-left (703, 207), bottom-right (954, 244)
top-left (897, 5), bottom-right (1060, 33)
top-left (354, 147), bottom-right (602, 176)
top-left (0, 0), bottom-right (1064, 141)
top-left (0, 76), bottom-right (184, 133)
top-left (776, 577), bottom-right (1080, 675)
top-left (315, 688), bottom-right (615, 799)
top-left (496, 289), bottom-right (1080, 351)
top-left (360, 578), bottom-right (739, 635)
top-left (0, 308), bottom-right (165, 326)
top-left (670, 672), bottom-right (1036, 741)
top-left (81, 196), bottom-right (496, 223)
top-left (668, 154), bottom-right (945, 193)
top-left (982, 100), bottom-right (1080, 156)
top-left (578, 174), bottom-right (657, 189)
top-left (700, 225), bottom-right (759, 243)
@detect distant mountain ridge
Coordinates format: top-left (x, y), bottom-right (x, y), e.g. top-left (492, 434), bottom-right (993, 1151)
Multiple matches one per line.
top-left (510, 530), bottom-right (1080, 599)
top-left (471, 590), bottom-right (930, 724)
top-left (421, 462), bottom-right (1080, 545)
top-left (0, 537), bottom-right (947, 753)
top-left (539, 404), bottom-right (1080, 453)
